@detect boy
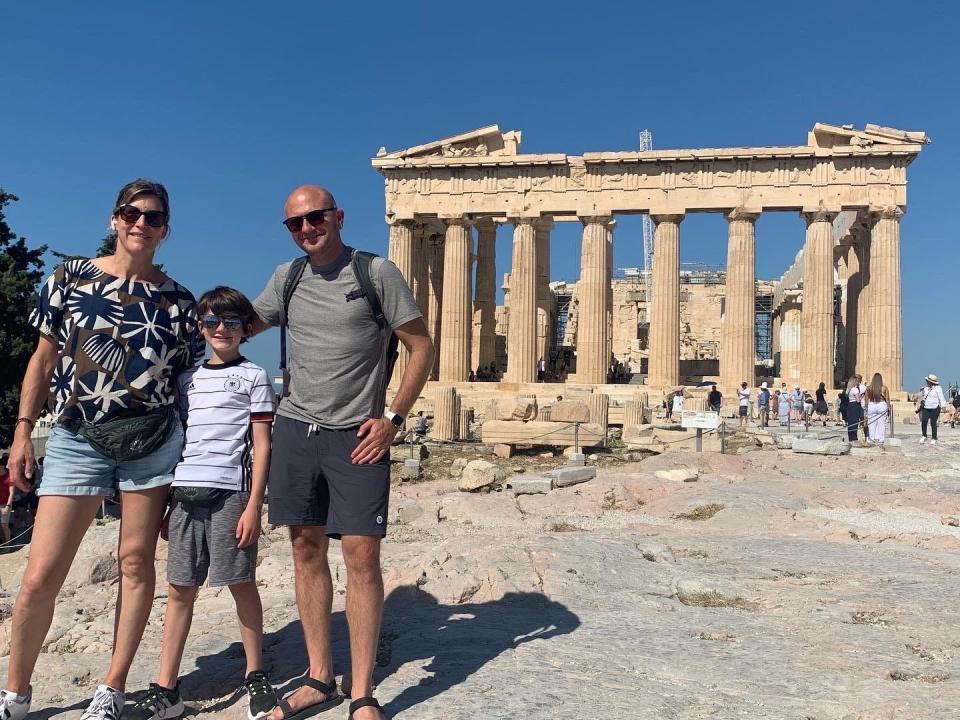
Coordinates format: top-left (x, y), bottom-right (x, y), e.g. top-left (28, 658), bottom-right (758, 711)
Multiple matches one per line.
top-left (125, 287), bottom-right (277, 720)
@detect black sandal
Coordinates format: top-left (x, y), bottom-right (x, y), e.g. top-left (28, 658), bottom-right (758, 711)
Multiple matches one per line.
top-left (348, 696), bottom-right (385, 719)
top-left (275, 678), bottom-right (343, 719)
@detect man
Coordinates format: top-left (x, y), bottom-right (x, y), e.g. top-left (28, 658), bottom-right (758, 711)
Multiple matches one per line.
top-left (757, 382), bottom-right (770, 427)
top-left (707, 384), bottom-right (722, 413)
top-left (252, 186), bottom-right (434, 720)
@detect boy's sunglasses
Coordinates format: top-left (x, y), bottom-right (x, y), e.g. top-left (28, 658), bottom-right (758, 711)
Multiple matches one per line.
top-left (114, 204), bottom-right (168, 228)
top-left (200, 315), bottom-right (244, 331)
top-left (282, 206), bottom-right (336, 232)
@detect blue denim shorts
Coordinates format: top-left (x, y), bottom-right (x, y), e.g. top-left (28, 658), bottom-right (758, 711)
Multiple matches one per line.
top-left (38, 422), bottom-right (184, 497)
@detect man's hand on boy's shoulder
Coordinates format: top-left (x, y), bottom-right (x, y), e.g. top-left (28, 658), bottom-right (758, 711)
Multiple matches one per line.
top-left (236, 503), bottom-right (262, 549)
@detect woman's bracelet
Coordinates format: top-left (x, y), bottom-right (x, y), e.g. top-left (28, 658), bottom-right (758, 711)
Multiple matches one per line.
top-left (14, 417), bottom-right (35, 430)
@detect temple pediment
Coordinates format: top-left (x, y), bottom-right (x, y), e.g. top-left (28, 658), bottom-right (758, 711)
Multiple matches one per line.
top-left (809, 123), bottom-right (929, 149)
top-left (376, 125), bottom-right (521, 159)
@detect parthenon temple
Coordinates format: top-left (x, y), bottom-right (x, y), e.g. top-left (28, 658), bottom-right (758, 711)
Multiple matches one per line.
top-left (374, 123), bottom-right (927, 397)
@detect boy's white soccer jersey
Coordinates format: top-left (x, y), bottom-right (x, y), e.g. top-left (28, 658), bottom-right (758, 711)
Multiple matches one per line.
top-left (173, 357), bottom-right (276, 491)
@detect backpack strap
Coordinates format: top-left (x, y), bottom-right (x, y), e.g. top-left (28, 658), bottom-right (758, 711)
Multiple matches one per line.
top-left (279, 256), bottom-right (309, 397)
top-left (350, 250), bottom-right (400, 415)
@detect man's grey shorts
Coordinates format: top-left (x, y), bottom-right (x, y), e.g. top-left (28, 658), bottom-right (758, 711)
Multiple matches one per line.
top-left (167, 491), bottom-right (256, 587)
top-left (267, 415), bottom-right (390, 538)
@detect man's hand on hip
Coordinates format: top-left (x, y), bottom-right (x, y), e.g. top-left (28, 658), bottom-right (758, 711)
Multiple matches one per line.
top-left (352, 417), bottom-right (398, 465)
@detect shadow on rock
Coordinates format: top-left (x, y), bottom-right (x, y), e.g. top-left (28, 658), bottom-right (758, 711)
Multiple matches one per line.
top-left (183, 586), bottom-right (579, 717)
top-left (377, 586), bottom-right (580, 717)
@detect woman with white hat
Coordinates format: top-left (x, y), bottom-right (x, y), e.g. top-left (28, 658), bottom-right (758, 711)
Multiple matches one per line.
top-left (918, 374), bottom-right (947, 444)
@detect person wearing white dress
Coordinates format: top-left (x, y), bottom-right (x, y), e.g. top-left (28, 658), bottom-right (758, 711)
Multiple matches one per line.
top-left (864, 373), bottom-right (890, 445)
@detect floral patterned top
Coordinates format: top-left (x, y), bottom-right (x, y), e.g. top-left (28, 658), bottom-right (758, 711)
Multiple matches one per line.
top-left (29, 259), bottom-right (203, 425)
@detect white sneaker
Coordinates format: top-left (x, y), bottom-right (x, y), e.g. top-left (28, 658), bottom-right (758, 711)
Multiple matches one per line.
top-left (0, 687), bottom-right (32, 720)
top-left (80, 684), bottom-right (125, 720)
top-left (931, 439), bottom-right (938, 445)
top-left (919, 437), bottom-right (927, 444)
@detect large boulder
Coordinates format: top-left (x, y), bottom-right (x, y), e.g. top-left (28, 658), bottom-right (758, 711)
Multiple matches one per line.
top-left (792, 435), bottom-right (850, 455)
top-left (550, 401), bottom-right (591, 423)
top-left (459, 460), bottom-right (506, 491)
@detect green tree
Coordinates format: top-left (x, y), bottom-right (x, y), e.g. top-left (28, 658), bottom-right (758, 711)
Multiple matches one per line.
top-left (0, 190), bottom-right (46, 448)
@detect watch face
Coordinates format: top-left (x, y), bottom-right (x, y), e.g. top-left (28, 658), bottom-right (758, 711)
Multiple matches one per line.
top-left (389, 413), bottom-right (404, 427)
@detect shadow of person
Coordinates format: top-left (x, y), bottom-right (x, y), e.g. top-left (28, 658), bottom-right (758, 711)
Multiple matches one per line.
top-left (184, 586), bottom-right (578, 717)
top-left (26, 699), bottom-right (87, 720)
top-left (376, 586), bottom-right (580, 717)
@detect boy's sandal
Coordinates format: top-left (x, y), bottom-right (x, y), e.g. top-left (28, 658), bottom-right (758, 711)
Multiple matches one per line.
top-left (348, 697), bottom-right (384, 719)
top-left (275, 678), bottom-right (342, 720)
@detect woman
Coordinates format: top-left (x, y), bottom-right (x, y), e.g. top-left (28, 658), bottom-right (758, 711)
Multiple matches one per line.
top-left (837, 389), bottom-right (849, 428)
top-left (790, 385), bottom-right (804, 421)
top-left (0, 179), bottom-right (201, 720)
top-left (865, 373), bottom-right (891, 445)
top-left (918, 373), bottom-right (947, 444)
top-left (845, 376), bottom-right (863, 442)
top-left (777, 390), bottom-right (790, 426)
top-left (814, 382), bottom-right (829, 427)
top-left (671, 388), bottom-right (684, 420)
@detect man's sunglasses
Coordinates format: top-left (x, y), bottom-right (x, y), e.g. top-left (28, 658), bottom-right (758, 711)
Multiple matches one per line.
top-left (200, 315), bottom-right (244, 331)
top-left (282, 207), bottom-right (337, 232)
top-left (114, 204), bottom-right (168, 228)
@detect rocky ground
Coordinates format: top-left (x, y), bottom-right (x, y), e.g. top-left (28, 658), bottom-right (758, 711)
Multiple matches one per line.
top-left (2, 421), bottom-right (959, 719)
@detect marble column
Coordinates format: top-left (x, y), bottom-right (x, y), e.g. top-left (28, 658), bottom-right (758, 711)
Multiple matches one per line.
top-left (426, 232), bottom-right (444, 380)
top-left (779, 300), bottom-right (802, 382)
top-left (411, 222), bottom-right (430, 321)
top-left (439, 218), bottom-right (472, 382)
top-left (841, 234), bottom-right (864, 381)
top-left (720, 209), bottom-right (758, 389)
top-left (800, 209), bottom-right (837, 391)
top-left (647, 215), bottom-right (683, 388)
top-left (576, 216), bottom-right (614, 384)
top-left (472, 219), bottom-right (497, 376)
top-left (855, 232), bottom-right (872, 381)
top-left (506, 218), bottom-right (537, 383)
top-left (867, 206), bottom-right (904, 392)
top-left (535, 218), bottom-right (554, 367)
top-left (387, 219), bottom-right (415, 388)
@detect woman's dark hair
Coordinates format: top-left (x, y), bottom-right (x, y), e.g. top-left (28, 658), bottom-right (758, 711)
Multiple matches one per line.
top-left (113, 178), bottom-right (170, 221)
top-left (196, 286), bottom-right (257, 342)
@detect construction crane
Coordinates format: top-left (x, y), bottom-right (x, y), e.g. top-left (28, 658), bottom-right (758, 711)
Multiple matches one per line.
top-left (639, 129), bottom-right (655, 299)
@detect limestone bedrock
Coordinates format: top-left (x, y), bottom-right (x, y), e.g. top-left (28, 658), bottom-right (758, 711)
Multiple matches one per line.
top-left (1, 426), bottom-right (959, 718)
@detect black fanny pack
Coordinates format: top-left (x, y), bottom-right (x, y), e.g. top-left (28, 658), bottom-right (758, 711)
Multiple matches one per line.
top-left (63, 406), bottom-right (178, 462)
top-left (173, 486), bottom-right (233, 508)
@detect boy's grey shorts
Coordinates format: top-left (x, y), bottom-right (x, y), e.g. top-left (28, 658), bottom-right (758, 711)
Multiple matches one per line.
top-left (167, 490), bottom-right (256, 587)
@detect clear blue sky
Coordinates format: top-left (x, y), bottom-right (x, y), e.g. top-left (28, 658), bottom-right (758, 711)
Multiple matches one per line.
top-left (2, 1), bottom-right (956, 388)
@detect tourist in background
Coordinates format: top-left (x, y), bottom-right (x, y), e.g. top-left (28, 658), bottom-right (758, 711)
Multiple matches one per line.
top-left (950, 385), bottom-right (960, 429)
top-left (802, 391), bottom-right (814, 425)
top-left (837, 389), bottom-right (849, 428)
top-left (0, 179), bottom-right (202, 720)
top-left (846, 376), bottom-right (864, 441)
top-left (865, 373), bottom-right (891, 445)
top-left (790, 385), bottom-right (804, 421)
top-left (737, 382), bottom-right (750, 428)
top-left (757, 382), bottom-right (770, 427)
top-left (777, 390), bottom-right (790, 426)
top-left (814, 382), bottom-right (829, 427)
top-left (708, 384), bottom-right (722, 413)
top-left (671, 388), bottom-right (684, 420)
top-left (918, 373), bottom-right (947, 444)
top-left (771, 389), bottom-right (780, 422)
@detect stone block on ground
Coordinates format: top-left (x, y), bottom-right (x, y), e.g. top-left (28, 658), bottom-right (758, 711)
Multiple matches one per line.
top-left (792, 436), bottom-right (850, 455)
top-left (655, 467), bottom-right (699, 482)
top-left (545, 465), bottom-right (596, 488)
top-left (564, 451), bottom-right (586, 466)
top-left (400, 459), bottom-right (421, 480)
top-left (509, 476), bottom-right (553, 495)
top-left (550, 400), bottom-right (591, 423)
top-left (493, 443), bottom-right (513, 458)
top-left (459, 459), bottom-right (506, 491)
top-left (774, 434), bottom-right (796, 449)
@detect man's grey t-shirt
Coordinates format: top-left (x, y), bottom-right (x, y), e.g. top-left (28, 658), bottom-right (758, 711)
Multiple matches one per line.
top-left (253, 246), bottom-right (421, 429)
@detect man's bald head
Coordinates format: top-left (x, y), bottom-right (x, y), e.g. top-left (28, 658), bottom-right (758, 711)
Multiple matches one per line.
top-left (284, 185), bottom-right (337, 216)
top-left (282, 184), bottom-right (345, 265)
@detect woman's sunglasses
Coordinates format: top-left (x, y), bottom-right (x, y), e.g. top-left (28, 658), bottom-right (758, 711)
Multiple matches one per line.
top-left (200, 315), bottom-right (244, 331)
top-left (114, 204), bottom-right (168, 228)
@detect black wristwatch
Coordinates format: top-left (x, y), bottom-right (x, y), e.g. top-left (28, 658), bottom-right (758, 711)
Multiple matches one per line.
top-left (384, 410), bottom-right (404, 428)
